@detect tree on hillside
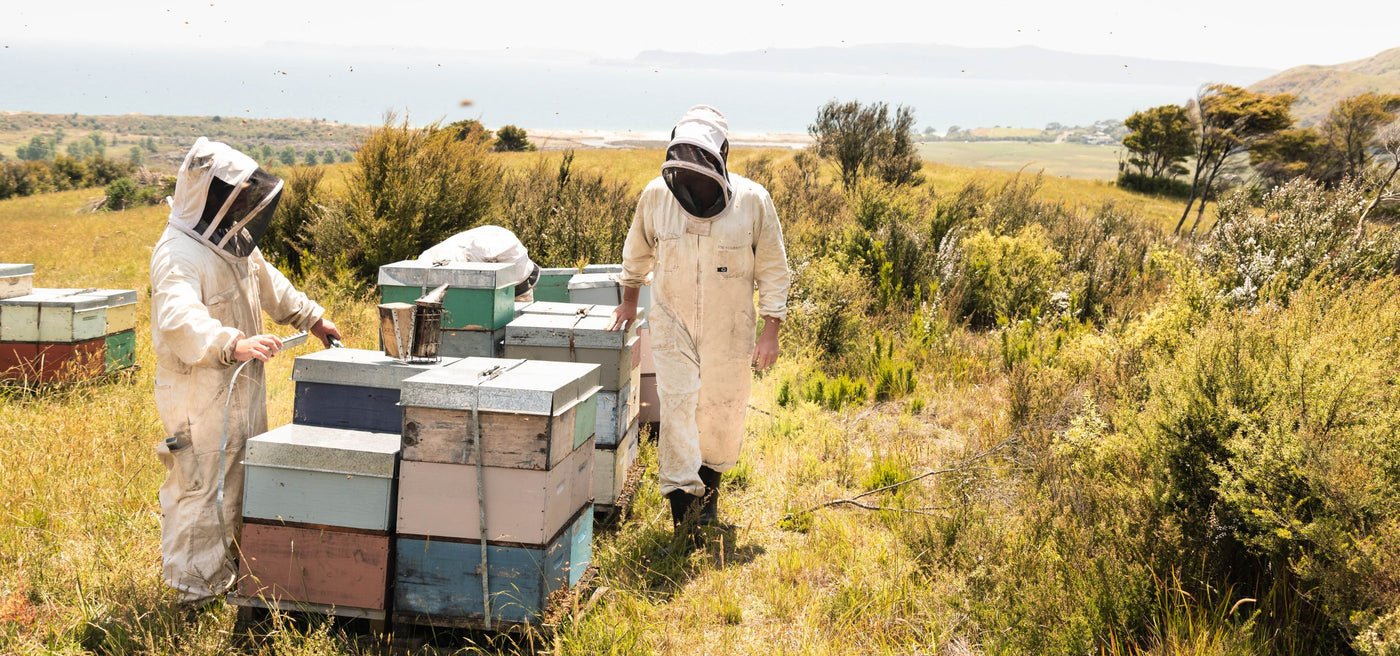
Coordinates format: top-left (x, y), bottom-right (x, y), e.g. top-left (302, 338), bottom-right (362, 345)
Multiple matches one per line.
top-left (1320, 91), bottom-right (1400, 182)
top-left (1176, 84), bottom-right (1296, 236)
top-left (494, 125), bottom-right (535, 152)
top-left (445, 119), bottom-right (492, 144)
top-left (809, 100), bottom-right (923, 190)
top-left (303, 150), bottom-right (319, 166)
top-left (1122, 104), bottom-right (1194, 179)
top-left (279, 146), bottom-right (297, 166)
top-left (16, 135), bottom-right (56, 161)
top-left (1251, 127), bottom-right (1325, 189)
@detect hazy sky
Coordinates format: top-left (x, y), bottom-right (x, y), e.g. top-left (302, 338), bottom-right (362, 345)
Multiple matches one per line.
top-left (3, 0), bottom-right (1395, 70)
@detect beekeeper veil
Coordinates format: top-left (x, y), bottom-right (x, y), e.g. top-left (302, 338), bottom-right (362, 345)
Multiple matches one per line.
top-left (167, 137), bottom-right (283, 260)
top-left (662, 105), bottom-right (731, 220)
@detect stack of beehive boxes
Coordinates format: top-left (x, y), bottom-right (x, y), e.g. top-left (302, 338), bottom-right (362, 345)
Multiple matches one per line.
top-left (504, 302), bottom-right (642, 515)
top-left (378, 260), bottom-right (517, 358)
top-left (0, 265), bottom-right (138, 383)
top-left (394, 357), bottom-right (599, 627)
top-left (237, 349), bottom-right (454, 621)
top-left (567, 270), bottom-right (659, 428)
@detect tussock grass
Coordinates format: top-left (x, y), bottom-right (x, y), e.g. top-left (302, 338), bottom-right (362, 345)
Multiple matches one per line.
top-left (2, 150), bottom-right (1368, 654)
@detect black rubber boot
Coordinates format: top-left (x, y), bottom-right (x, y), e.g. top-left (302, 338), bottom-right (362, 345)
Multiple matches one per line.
top-left (698, 466), bottom-right (723, 526)
top-left (658, 489), bottom-right (703, 556)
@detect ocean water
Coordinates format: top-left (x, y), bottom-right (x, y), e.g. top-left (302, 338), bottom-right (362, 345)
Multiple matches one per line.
top-left (1, 43), bottom-right (1200, 131)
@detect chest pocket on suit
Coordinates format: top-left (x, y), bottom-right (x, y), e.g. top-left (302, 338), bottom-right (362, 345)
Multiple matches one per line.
top-left (716, 241), bottom-right (754, 280)
top-left (656, 232), bottom-right (683, 273)
top-left (205, 286), bottom-right (242, 324)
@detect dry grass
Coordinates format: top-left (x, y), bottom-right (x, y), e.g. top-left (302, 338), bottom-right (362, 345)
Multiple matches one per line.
top-left (0, 152), bottom-right (1197, 654)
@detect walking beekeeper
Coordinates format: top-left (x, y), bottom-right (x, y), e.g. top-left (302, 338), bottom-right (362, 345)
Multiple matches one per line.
top-left (417, 225), bottom-right (540, 301)
top-left (150, 137), bottom-right (341, 605)
top-left (608, 105), bottom-right (790, 549)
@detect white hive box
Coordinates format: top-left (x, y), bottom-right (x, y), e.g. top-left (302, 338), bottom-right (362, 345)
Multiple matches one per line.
top-left (503, 313), bottom-right (639, 391)
top-left (0, 264), bottom-right (34, 300)
top-left (0, 289), bottom-right (108, 343)
top-left (567, 272), bottom-right (652, 313)
top-left (242, 423), bottom-right (401, 532)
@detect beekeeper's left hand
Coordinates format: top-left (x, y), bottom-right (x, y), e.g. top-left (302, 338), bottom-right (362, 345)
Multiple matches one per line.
top-left (310, 317), bottom-right (342, 348)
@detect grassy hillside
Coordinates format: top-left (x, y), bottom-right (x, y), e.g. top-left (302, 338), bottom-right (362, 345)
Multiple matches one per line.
top-left (0, 112), bottom-right (370, 167)
top-left (1, 145), bottom-right (1393, 655)
top-left (1250, 46), bottom-right (1400, 125)
top-left (917, 141), bottom-right (1122, 181)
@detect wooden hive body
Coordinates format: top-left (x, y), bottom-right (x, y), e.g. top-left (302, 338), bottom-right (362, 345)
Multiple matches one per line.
top-left (638, 373), bottom-right (660, 425)
top-left (0, 289), bottom-right (108, 343)
top-left (567, 271), bottom-right (652, 314)
top-left (439, 328), bottom-right (505, 358)
top-left (533, 267), bottom-right (580, 303)
top-left (397, 436), bottom-right (593, 544)
top-left (503, 313), bottom-right (639, 391)
top-left (394, 508), bottom-right (592, 625)
top-left (242, 424), bottom-right (401, 532)
top-left (237, 523), bottom-right (390, 611)
top-left (0, 264), bottom-right (34, 300)
top-left (291, 348), bottom-right (459, 433)
top-left (378, 260), bottom-right (516, 330)
top-left (105, 330), bottom-right (136, 372)
top-left (594, 421), bottom-right (640, 507)
top-left (399, 357), bottom-right (600, 468)
top-left (83, 289), bottom-right (138, 335)
top-left (594, 378), bottom-right (641, 446)
top-left (3, 339), bottom-right (106, 382)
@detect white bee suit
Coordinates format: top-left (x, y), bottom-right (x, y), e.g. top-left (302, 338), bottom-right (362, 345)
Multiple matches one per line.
top-left (150, 138), bottom-right (324, 603)
top-left (619, 106), bottom-right (791, 497)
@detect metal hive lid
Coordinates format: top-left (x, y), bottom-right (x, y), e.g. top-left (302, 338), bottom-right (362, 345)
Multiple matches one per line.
top-left (503, 312), bottom-right (633, 349)
top-left (244, 423), bottom-right (400, 477)
top-left (377, 259), bottom-right (517, 290)
top-left (0, 289), bottom-right (108, 310)
top-left (399, 356), bottom-right (601, 415)
top-left (0, 264), bottom-right (34, 277)
top-left (291, 348), bottom-right (460, 389)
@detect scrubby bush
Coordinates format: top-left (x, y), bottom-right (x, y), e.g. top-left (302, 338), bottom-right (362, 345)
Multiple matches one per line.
top-left (262, 166), bottom-right (324, 277)
top-left (306, 115), bottom-right (499, 283)
top-left (494, 151), bottom-right (632, 267)
top-left (1201, 178), bottom-right (1400, 307)
top-left (939, 224), bottom-right (1062, 326)
top-left (786, 253), bottom-right (872, 356)
top-left (1131, 280), bottom-right (1400, 651)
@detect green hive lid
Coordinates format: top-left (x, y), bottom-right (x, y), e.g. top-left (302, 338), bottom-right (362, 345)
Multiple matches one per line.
top-left (244, 423), bottom-right (400, 477)
top-left (540, 266), bottom-right (582, 277)
top-left (0, 264), bottom-right (34, 276)
top-left (503, 312), bottom-right (632, 349)
top-left (399, 356), bottom-right (601, 416)
top-left (292, 347), bottom-right (460, 389)
top-left (377, 259), bottom-right (517, 290)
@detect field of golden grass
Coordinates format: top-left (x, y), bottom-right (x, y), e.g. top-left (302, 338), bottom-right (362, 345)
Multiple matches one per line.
top-left (0, 153), bottom-right (1188, 654)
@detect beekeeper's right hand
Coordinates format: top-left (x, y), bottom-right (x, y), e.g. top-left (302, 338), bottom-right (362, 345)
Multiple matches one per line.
top-left (608, 285), bottom-right (642, 332)
top-left (233, 334), bottom-right (283, 362)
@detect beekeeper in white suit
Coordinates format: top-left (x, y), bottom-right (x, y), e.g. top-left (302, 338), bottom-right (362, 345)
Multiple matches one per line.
top-left (609, 105), bottom-right (790, 548)
top-left (150, 137), bottom-right (341, 605)
top-left (417, 225), bottom-right (540, 301)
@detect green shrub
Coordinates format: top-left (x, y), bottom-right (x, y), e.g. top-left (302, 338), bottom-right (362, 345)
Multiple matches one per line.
top-left (786, 253), bottom-right (872, 357)
top-left (799, 372), bottom-right (869, 411)
top-left (263, 166), bottom-right (324, 277)
top-left (307, 115), bottom-right (499, 284)
top-left (1115, 171), bottom-right (1194, 198)
top-left (940, 224), bottom-right (1062, 326)
top-left (1133, 279), bottom-right (1400, 650)
top-left (102, 178), bottom-right (139, 211)
top-left (494, 151), bottom-right (632, 267)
